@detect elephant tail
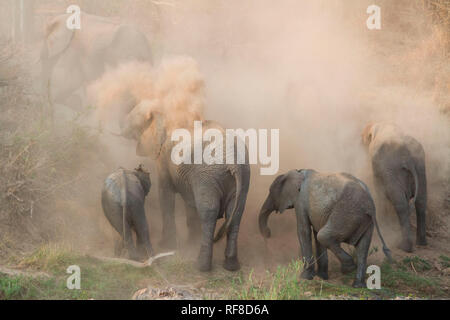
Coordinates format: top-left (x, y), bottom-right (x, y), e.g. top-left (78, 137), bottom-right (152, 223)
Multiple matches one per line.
top-left (372, 214), bottom-right (393, 263)
top-left (358, 178), bottom-right (393, 262)
top-left (403, 161), bottom-right (419, 205)
top-left (214, 165), bottom-right (249, 242)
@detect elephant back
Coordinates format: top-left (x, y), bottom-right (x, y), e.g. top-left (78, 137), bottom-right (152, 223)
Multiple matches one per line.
top-left (103, 170), bottom-right (145, 204)
top-left (306, 173), bottom-right (344, 228)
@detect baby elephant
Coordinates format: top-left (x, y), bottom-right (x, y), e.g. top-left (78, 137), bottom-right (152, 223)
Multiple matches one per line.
top-left (259, 169), bottom-right (392, 288)
top-left (101, 165), bottom-right (153, 261)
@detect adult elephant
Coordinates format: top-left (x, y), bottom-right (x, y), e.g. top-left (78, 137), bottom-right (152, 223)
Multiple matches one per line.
top-left (121, 101), bottom-right (250, 272)
top-left (259, 169), bottom-right (392, 288)
top-left (41, 12), bottom-right (152, 109)
top-left (362, 122), bottom-right (427, 252)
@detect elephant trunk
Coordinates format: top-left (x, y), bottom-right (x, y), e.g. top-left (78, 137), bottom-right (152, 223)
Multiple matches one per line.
top-left (259, 195), bottom-right (275, 238)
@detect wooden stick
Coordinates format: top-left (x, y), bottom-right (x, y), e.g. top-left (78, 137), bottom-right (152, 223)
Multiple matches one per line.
top-left (89, 251), bottom-right (175, 268)
top-left (411, 261), bottom-right (418, 274)
top-left (145, 251), bottom-right (176, 266)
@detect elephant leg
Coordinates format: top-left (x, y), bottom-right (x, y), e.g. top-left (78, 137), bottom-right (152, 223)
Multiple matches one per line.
top-left (123, 222), bottom-right (138, 261)
top-left (136, 232), bottom-right (153, 260)
top-left (313, 230), bottom-right (329, 280)
top-left (197, 206), bottom-right (219, 272)
top-left (158, 181), bottom-right (177, 250)
top-left (373, 178), bottom-right (389, 218)
top-left (114, 238), bottom-right (124, 257)
top-left (415, 167), bottom-right (427, 246)
top-left (317, 225), bottom-right (356, 274)
top-left (295, 210), bottom-right (315, 280)
top-left (185, 203), bottom-right (201, 245)
top-left (134, 205), bottom-right (154, 260)
top-left (101, 194), bottom-right (130, 258)
top-left (415, 194), bottom-right (427, 246)
top-left (352, 224), bottom-right (374, 288)
top-left (223, 201), bottom-right (242, 271)
top-left (386, 188), bottom-right (413, 252)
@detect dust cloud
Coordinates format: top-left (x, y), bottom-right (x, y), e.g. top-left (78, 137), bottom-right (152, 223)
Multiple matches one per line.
top-left (2, 1), bottom-right (448, 270)
top-left (86, 0), bottom-right (449, 268)
top-left (89, 56), bottom-right (205, 134)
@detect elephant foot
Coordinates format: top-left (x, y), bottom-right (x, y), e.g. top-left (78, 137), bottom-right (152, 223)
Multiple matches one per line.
top-left (300, 269), bottom-right (315, 280)
top-left (397, 239), bottom-right (413, 253)
top-left (197, 247), bottom-right (212, 272)
top-left (341, 262), bottom-right (357, 274)
top-left (197, 259), bottom-right (212, 272)
top-left (352, 279), bottom-right (366, 288)
top-left (137, 247), bottom-right (153, 261)
top-left (114, 240), bottom-right (124, 257)
top-left (223, 256), bottom-right (240, 272)
top-left (317, 270), bottom-right (329, 280)
top-left (158, 237), bottom-right (177, 250)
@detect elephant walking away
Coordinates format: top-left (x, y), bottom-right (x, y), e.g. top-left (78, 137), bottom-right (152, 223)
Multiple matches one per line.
top-left (259, 169), bottom-right (392, 288)
top-left (41, 12), bottom-right (153, 110)
top-left (101, 165), bottom-right (153, 261)
top-left (362, 122), bottom-right (427, 252)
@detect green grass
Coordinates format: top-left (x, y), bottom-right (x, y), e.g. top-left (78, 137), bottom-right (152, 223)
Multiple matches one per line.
top-left (225, 256), bottom-right (446, 300)
top-left (226, 260), bottom-right (375, 300)
top-left (1, 244), bottom-right (162, 300)
top-left (373, 261), bottom-right (443, 298)
top-left (0, 276), bottom-right (26, 299)
top-left (228, 260), bottom-right (306, 300)
top-left (226, 260), bottom-right (378, 300)
top-left (0, 274), bottom-right (92, 300)
top-left (401, 256), bottom-right (432, 272)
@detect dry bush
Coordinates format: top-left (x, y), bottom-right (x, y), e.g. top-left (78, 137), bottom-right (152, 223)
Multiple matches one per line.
top-left (0, 39), bottom-right (110, 261)
top-left (375, 0), bottom-right (450, 114)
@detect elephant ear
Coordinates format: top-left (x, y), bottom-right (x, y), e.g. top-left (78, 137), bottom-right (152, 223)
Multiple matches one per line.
top-left (136, 111), bottom-right (167, 160)
top-left (362, 123), bottom-right (375, 145)
top-left (362, 122), bottom-right (383, 146)
top-left (45, 15), bottom-right (75, 58)
top-left (278, 170), bottom-right (304, 213)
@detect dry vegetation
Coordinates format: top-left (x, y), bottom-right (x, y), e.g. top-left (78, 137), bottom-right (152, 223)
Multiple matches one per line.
top-left (377, 0), bottom-right (450, 114)
top-left (0, 38), bottom-right (110, 261)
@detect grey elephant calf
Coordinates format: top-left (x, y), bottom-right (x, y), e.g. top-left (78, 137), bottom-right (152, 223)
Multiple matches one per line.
top-left (101, 165), bottom-right (153, 261)
top-left (259, 169), bottom-right (392, 288)
top-left (362, 123), bottom-right (427, 252)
